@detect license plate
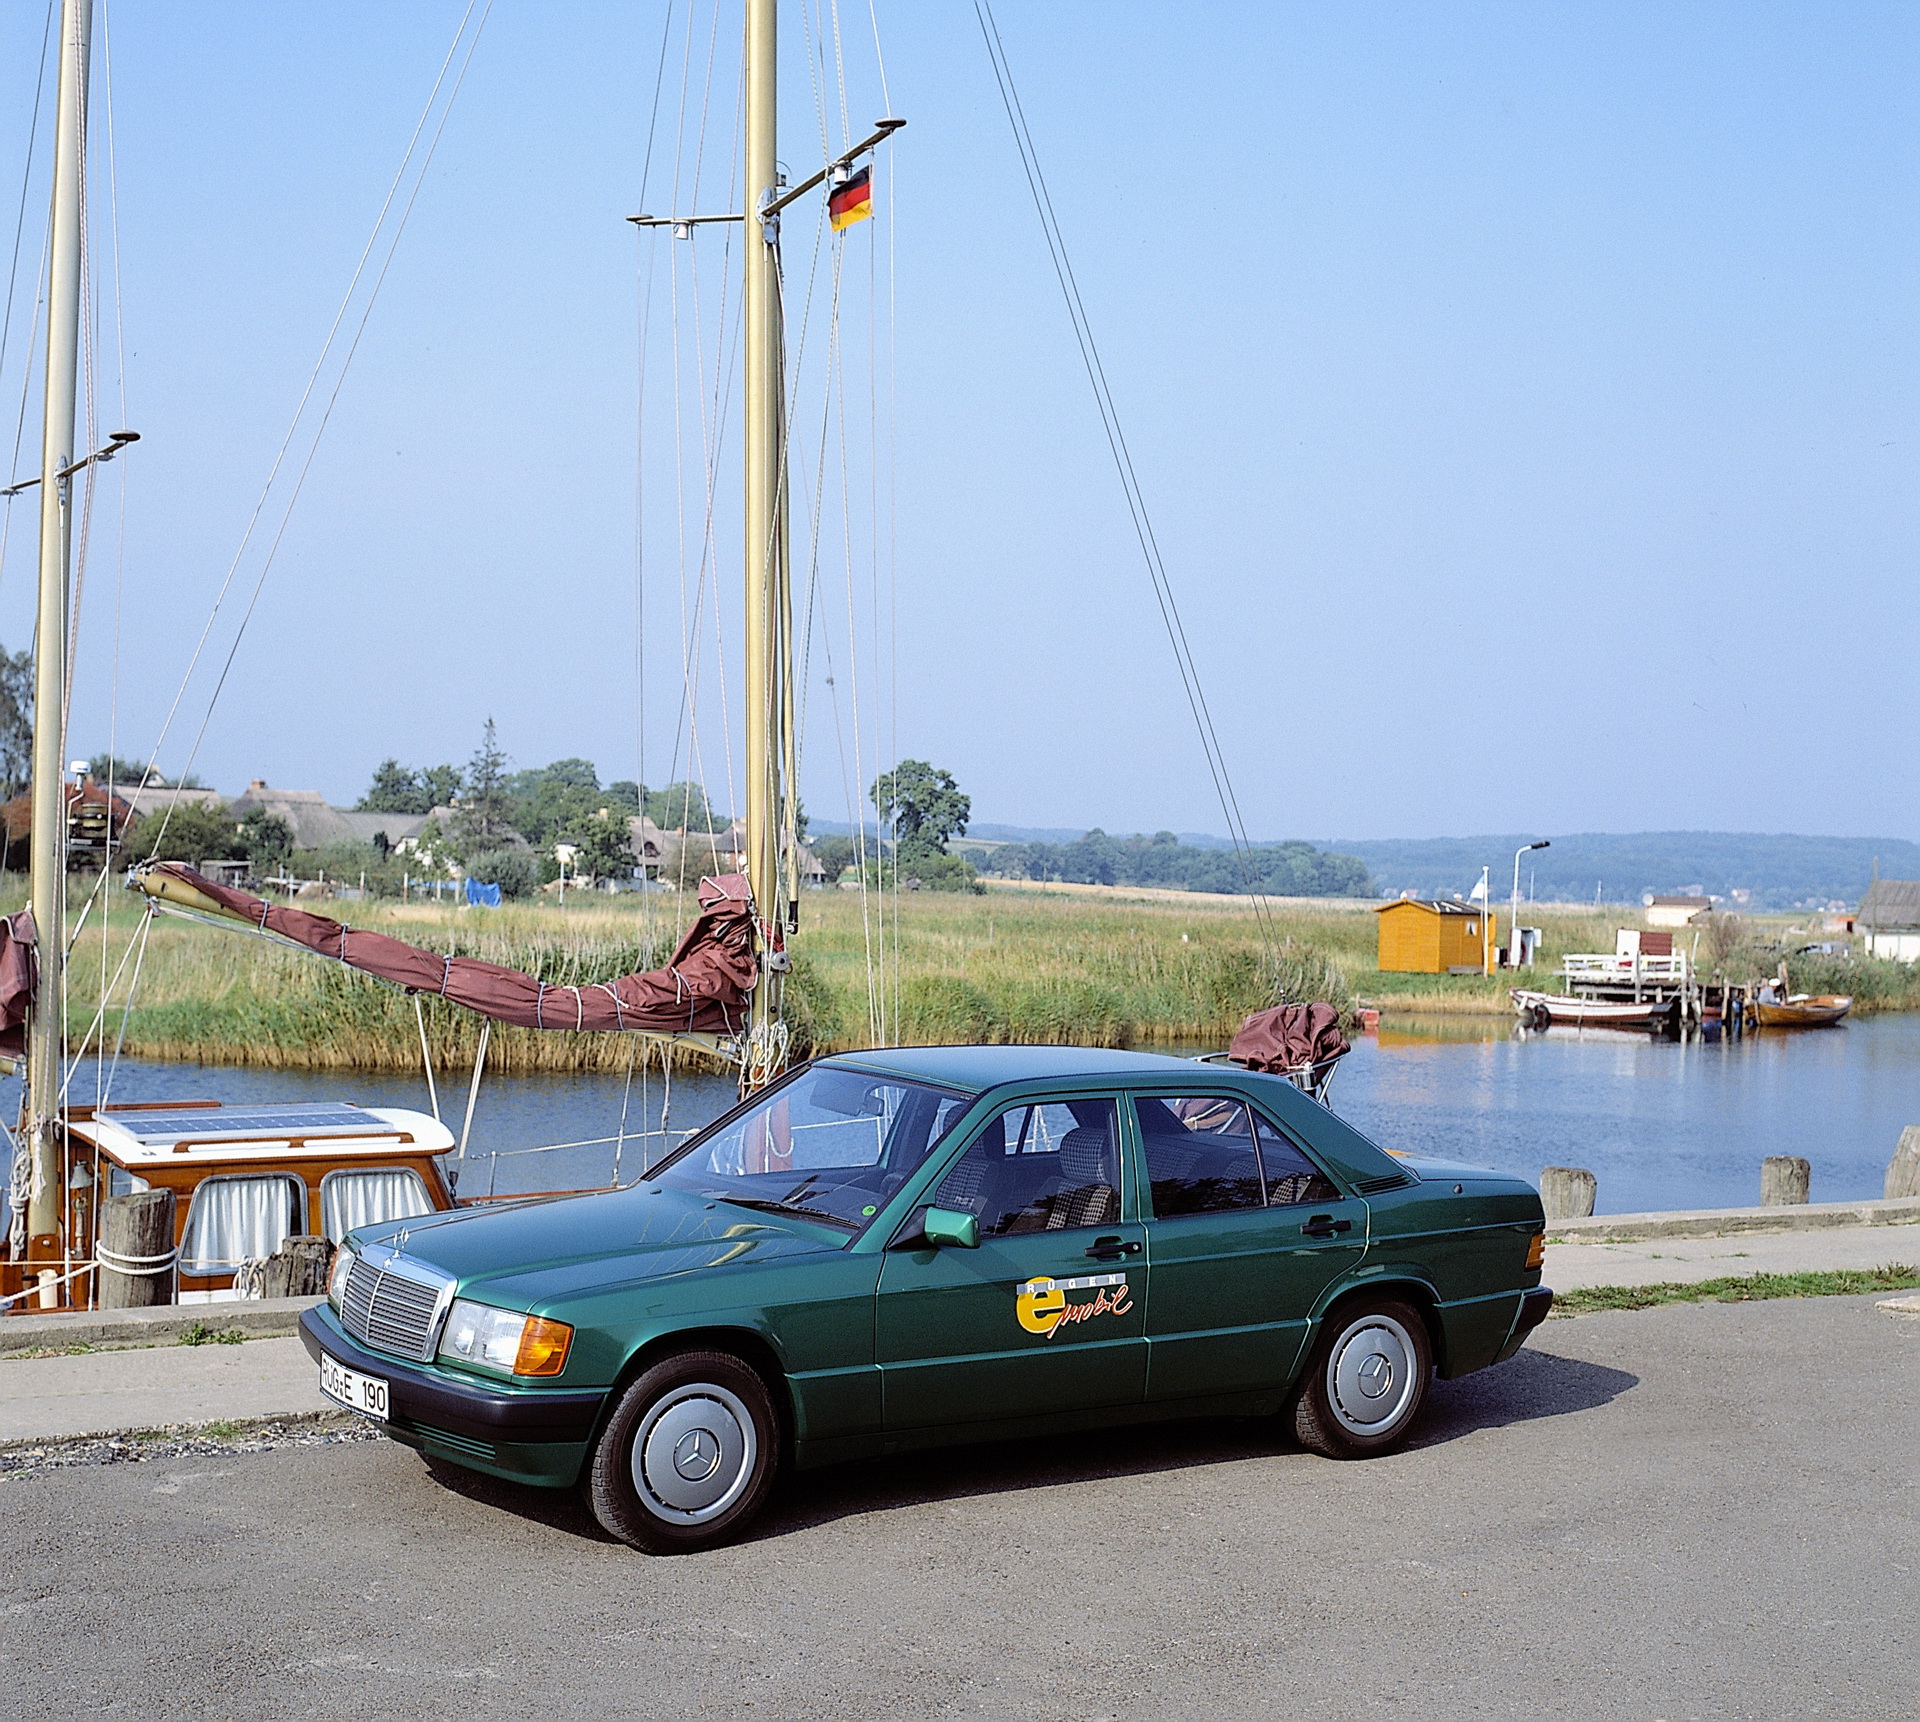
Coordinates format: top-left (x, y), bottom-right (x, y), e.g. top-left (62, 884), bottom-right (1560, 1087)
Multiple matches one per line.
top-left (319, 1352), bottom-right (390, 1421)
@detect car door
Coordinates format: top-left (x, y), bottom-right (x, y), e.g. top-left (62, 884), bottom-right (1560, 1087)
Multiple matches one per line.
top-left (1133, 1092), bottom-right (1367, 1402)
top-left (876, 1095), bottom-right (1148, 1431)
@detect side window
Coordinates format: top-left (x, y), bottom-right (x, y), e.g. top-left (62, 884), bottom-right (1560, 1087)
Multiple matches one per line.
top-left (321, 1168), bottom-right (433, 1243)
top-left (932, 1098), bottom-right (1120, 1236)
top-left (1134, 1095), bottom-right (1267, 1217)
top-left (1254, 1115), bottom-right (1341, 1207)
top-left (180, 1174), bottom-right (303, 1274)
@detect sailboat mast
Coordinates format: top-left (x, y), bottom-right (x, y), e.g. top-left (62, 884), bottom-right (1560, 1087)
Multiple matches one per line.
top-left (742, 0), bottom-right (783, 1034)
top-left (24, 0), bottom-right (92, 1273)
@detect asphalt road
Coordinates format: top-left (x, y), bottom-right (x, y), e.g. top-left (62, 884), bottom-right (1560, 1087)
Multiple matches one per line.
top-left (3, 1297), bottom-right (1915, 1722)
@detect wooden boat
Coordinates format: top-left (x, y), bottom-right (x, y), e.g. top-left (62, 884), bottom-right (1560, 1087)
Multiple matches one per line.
top-left (1755, 994), bottom-right (1852, 1028)
top-left (2, 1100), bottom-right (458, 1311)
top-left (1510, 989), bottom-right (1669, 1028)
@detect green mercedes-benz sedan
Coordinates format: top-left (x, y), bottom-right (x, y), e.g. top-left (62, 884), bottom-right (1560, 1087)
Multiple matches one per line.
top-left (301, 1046), bottom-right (1552, 1554)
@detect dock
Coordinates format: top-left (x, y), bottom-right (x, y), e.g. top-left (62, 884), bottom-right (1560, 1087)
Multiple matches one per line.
top-left (1531, 947), bottom-right (1759, 1034)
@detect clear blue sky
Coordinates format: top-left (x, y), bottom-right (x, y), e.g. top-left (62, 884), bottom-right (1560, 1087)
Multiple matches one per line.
top-left (0, 2), bottom-right (1913, 842)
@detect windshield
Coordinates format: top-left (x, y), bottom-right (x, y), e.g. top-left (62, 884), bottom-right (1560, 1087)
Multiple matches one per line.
top-left (651, 1065), bottom-right (973, 1234)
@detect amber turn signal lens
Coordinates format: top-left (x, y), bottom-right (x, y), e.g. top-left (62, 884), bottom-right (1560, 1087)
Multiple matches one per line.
top-left (513, 1316), bottom-right (574, 1376)
top-left (1525, 1232), bottom-right (1546, 1270)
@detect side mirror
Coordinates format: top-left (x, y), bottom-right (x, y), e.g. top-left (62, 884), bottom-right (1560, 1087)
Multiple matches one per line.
top-left (921, 1206), bottom-right (979, 1249)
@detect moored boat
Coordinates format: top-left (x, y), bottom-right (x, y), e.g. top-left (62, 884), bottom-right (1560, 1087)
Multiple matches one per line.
top-left (1755, 994), bottom-right (1852, 1028)
top-left (1510, 989), bottom-right (1670, 1028)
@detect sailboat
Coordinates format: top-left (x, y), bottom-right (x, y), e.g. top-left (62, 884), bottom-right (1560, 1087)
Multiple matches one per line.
top-left (3, 0), bottom-right (895, 1312)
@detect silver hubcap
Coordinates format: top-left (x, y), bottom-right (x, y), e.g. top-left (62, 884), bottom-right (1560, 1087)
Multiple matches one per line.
top-left (633, 1383), bottom-right (757, 1524)
top-left (1327, 1314), bottom-right (1421, 1436)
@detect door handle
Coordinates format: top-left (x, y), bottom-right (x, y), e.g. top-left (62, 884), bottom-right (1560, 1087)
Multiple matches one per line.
top-left (1301, 1216), bottom-right (1353, 1239)
top-left (1085, 1235), bottom-right (1142, 1259)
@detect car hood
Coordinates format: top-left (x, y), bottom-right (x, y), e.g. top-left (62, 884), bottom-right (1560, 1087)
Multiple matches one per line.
top-left (349, 1183), bottom-right (842, 1308)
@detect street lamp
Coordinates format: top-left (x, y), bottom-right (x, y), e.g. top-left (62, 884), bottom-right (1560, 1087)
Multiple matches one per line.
top-left (1511, 840), bottom-right (1550, 966)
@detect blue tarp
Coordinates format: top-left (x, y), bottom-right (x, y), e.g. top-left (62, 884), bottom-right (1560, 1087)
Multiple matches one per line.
top-left (464, 878), bottom-right (503, 908)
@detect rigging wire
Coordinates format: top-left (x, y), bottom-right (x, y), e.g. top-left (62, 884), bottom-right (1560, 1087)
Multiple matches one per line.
top-left (94, 0), bottom-right (132, 1112)
top-left (632, 0), bottom-right (678, 970)
top-left (134, 0), bottom-right (494, 860)
top-left (0, 1), bottom-right (56, 598)
top-left (972, 0), bottom-right (1279, 958)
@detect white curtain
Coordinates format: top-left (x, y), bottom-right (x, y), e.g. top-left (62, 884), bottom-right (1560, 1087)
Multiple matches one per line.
top-left (322, 1168), bottom-right (431, 1242)
top-left (180, 1176), bottom-right (300, 1273)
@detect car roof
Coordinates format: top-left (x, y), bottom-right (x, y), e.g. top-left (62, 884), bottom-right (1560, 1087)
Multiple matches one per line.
top-left (820, 1044), bottom-right (1208, 1092)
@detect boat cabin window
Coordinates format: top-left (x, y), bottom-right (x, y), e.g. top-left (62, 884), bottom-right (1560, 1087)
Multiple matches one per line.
top-left (180, 1174), bottom-right (304, 1275)
top-left (103, 1165), bottom-right (151, 1198)
top-left (321, 1168), bottom-right (433, 1242)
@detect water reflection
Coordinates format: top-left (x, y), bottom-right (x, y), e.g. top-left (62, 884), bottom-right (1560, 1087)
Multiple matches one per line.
top-left (1333, 1013), bottom-right (1919, 1213)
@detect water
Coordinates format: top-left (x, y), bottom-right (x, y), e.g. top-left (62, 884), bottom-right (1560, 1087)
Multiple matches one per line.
top-left (11, 1015), bottom-right (1918, 1218)
top-left (5, 1059), bottom-right (743, 1206)
top-left (1329, 1015), bottom-right (1920, 1213)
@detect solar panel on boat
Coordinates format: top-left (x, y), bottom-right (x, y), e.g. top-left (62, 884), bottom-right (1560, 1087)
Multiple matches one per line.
top-left (96, 1104), bottom-right (390, 1142)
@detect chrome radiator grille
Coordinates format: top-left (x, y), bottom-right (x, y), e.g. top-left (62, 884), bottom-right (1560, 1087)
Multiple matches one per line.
top-left (338, 1247), bottom-right (454, 1362)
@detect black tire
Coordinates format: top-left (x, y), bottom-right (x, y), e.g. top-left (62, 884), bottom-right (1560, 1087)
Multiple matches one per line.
top-left (1290, 1297), bottom-right (1432, 1459)
top-left (585, 1349), bottom-right (780, 1554)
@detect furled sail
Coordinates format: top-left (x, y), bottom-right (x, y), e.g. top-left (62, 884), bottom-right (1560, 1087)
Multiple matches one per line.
top-left (127, 863), bottom-right (758, 1037)
top-left (0, 911), bottom-right (36, 1059)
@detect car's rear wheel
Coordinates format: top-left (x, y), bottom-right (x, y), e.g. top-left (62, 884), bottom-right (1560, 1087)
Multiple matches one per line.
top-left (1291, 1297), bottom-right (1431, 1459)
top-left (585, 1349), bottom-right (779, 1554)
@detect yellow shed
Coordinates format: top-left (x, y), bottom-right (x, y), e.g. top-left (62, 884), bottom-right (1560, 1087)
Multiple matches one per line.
top-left (1375, 899), bottom-right (1496, 974)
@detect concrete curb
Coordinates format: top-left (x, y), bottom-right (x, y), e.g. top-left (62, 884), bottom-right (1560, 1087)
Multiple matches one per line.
top-left (1548, 1197), bottom-right (1920, 1244)
top-left (0, 1297), bottom-right (322, 1356)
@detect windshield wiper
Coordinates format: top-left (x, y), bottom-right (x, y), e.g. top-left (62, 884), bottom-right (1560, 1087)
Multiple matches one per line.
top-left (714, 1194), bottom-right (859, 1231)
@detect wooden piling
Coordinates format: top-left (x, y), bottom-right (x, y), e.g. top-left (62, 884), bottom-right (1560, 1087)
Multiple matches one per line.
top-left (1761, 1156), bottom-right (1811, 1206)
top-left (262, 1235), bottom-right (332, 1300)
top-left (1540, 1166), bottom-right (1597, 1221)
top-left (1887, 1128), bottom-right (1920, 1201)
top-left (96, 1188), bottom-right (177, 1308)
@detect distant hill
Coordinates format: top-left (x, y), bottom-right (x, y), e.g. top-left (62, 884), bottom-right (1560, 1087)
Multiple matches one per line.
top-left (1319, 832), bottom-right (1920, 911)
top-left (810, 820), bottom-right (1916, 910)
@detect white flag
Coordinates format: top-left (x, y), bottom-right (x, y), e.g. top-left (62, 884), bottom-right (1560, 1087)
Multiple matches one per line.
top-left (1468, 875), bottom-right (1489, 902)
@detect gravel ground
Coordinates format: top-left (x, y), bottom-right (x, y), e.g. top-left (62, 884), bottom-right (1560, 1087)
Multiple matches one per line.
top-left (2, 1297), bottom-right (1915, 1722)
top-left (0, 1413), bottom-right (380, 1479)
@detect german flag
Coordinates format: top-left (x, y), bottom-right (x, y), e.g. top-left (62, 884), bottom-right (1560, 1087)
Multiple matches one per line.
top-left (829, 165), bottom-right (873, 232)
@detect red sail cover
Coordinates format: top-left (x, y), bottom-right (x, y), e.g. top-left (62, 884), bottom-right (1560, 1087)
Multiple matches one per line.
top-left (0, 910), bottom-right (36, 1058)
top-left (149, 863), bottom-right (758, 1036)
top-left (1228, 1002), bottom-right (1350, 1074)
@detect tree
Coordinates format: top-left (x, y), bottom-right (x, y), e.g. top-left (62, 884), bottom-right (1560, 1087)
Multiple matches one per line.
top-left (870, 759), bottom-right (970, 861)
top-left (508, 758), bottom-right (605, 847)
top-left (419, 763), bottom-right (463, 809)
top-left (239, 809), bottom-right (295, 871)
top-left (0, 645), bottom-right (30, 800)
top-left (359, 758), bottom-right (463, 815)
top-left (464, 846), bottom-right (539, 900)
top-left (451, 719), bottom-right (514, 854)
top-left (646, 780), bottom-right (727, 833)
top-left (811, 834), bottom-right (857, 879)
top-left (563, 812), bottom-right (635, 883)
top-left (140, 800), bottom-right (246, 867)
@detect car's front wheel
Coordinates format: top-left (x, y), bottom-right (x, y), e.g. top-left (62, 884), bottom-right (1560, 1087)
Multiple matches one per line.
top-left (585, 1349), bottom-right (780, 1553)
top-left (1291, 1298), bottom-right (1432, 1459)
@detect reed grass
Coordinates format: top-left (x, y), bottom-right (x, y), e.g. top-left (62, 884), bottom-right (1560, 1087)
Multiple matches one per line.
top-left (48, 878), bottom-right (1658, 1073)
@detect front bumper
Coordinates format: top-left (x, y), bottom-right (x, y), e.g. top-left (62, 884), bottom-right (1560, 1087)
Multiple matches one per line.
top-left (1494, 1286), bottom-right (1555, 1363)
top-left (301, 1306), bottom-right (605, 1488)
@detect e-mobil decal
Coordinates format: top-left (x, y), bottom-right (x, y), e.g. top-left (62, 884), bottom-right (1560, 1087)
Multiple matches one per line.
top-left (1016, 1272), bottom-right (1134, 1338)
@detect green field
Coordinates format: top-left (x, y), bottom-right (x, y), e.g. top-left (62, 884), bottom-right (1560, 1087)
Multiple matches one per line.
top-left (39, 875), bottom-right (1920, 1073)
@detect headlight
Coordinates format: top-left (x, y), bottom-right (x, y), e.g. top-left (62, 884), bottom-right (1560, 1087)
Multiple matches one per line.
top-left (437, 1299), bottom-right (574, 1378)
top-left (327, 1245), bottom-right (357, 1311)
